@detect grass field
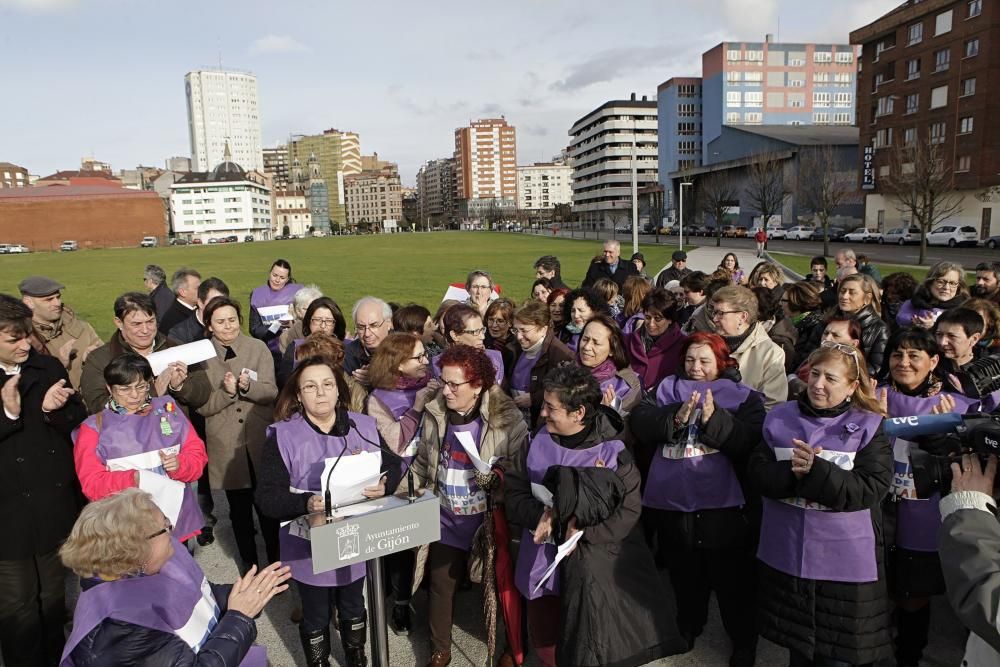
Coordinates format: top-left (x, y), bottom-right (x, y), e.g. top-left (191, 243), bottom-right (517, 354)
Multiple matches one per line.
top-left (768, 251), bottom-right (971, 285)
top-left (0, 232), bottom-right (685, 340)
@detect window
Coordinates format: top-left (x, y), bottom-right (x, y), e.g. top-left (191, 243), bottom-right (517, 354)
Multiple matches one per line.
top-left (969, 0), bottom-right (982, 17)
top-left (876, 97), bottom-right (894, 116)
top-left (835, 51), bottom-right (854, 64)
top-left (746, 50), bottom-right (764, 62)
top-left (834, 92), bottom-right (852, 108)
top-left (726, 91), bottom-right (741, 107)
top-left (906, 58), bottom-right (920, 80)
top-left (934, 48), bottom-right (950, 71)
top-left (834, 73), bottom-right (852, 86)
top-left (930, 121), bottom-right (946, 144)
top-left (961, 77), bottom-right (976, 96)
top-left (789, 57), bottom-right (805, 66)
top-left (726, 71), bottom-right (741, 83)
top-left (935, 9), bottom-right (953, 35)
top-left (814, 72), bottom-right (830, 84)
top-left (726, 112), bottom-right (740, 123)
top-left (905, 93), bottom-right (919, 114)
top-left (744, 112), bottom-right (763, 124)
top-left (956, 155), bottom-right (971, 172)
top-left (813, 112), bottom-right (830, 124)
top-left (727, 49), bottom-right (742, 61)
top-left (908, 23), bottom-right (923, 45)
top-left (744, 71), bottom-right (763, 85)
top-left (814, 92), bottom-right (831, 107)
top-left (744, 91), bottom-right (763, 107)
top-left (874, 128), bottom-right (893, 149)
top-left (834, 112), bottom-right (852, 124)
top-left (960, 116), bottom-right (974, 134)
top-left (814, 51), bottom-right (833, 63)
top-left (904, 127), bottom-right (917, 146)
top-left (930, 85), bottom-right (948, 109)
top-left (965, 38), bottom-right (980, 58)
top-left (679, 104), bottom-right (697, 116)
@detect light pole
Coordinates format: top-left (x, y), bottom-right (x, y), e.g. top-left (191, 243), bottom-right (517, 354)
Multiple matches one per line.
top-left (631, 116), bottom-right (639, 255)
top-left (679, 182), bottom-right (693, 250)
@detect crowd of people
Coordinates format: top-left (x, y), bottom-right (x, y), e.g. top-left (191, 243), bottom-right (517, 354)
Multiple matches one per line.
top-left (3, 239), bottom-right (1000, 666)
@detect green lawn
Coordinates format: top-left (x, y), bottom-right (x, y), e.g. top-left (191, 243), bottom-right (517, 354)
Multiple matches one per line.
top-left (767, 252), bottom-right (971, 285)
top-left (0, 232), bottom-right (685, 339)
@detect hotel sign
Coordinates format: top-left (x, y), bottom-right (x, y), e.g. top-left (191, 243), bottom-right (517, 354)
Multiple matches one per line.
top-left (862, 146), bottom-right (876, 190)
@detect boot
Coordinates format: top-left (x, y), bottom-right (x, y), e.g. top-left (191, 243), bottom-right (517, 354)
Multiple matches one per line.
top-left (390, 600), bottom-right (412, 636)
top-left (895, 605), bottom-right (931, 667)
top-left (299, 628), bottom-right (331, 667)
top-left (340, 613), bottom-right (367, 667)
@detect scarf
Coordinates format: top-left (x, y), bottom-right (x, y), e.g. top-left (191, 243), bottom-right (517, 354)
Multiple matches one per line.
top-left (396, 374), bottom-right (430, 391)
top-left (588, 358), bottom-right (618, 383)
top-left (565, 322), bottom-right (583, 335)
top-left (911, 286), bottom-right (967, 311)
top-left (106, 395), bottom-right (152, 415)
top-left (796, 394), bottom-right (851, 418)
top-left (890, 373), bottom-right (943, 398)
top-left (722, 327), bottom-right (753, 354)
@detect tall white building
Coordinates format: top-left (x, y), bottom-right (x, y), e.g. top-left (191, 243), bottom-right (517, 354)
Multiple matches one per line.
top-left (516, 161), bottom-right (572, 211)
top-left (185, 70), bottom-right (263, 172)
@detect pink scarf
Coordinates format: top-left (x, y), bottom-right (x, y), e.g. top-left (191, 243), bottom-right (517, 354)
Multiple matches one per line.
top-left (396, 374), bottom-right (430, 391)
top-left (589, 358), bottom-right (618, 383)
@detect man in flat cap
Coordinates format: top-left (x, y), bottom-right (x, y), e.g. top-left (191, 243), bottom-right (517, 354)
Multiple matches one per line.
top-left (19, 276), bottom-right (102, 390)
top-left (656, 250), bottom-right (691, 287)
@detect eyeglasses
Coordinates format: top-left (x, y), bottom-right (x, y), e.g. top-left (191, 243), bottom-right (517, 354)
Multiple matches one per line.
top-left (820, 340), bottom-right (861, 375)
top-left (469, 284), bottom-right (492, 291)
top-left (355, 320), bottom-right (385, 334)
top-left (300, 380), bottom-right (338, 394)
top-left (146, 521), bottom-right (173, 540)
top-left (461, 327), bottom-right (486, 337)
top-left (409, 351), bottom-right (429, 362)
top-left (512, 326), bottom-right (539, 336)
top-left (933, 278), bottom-right (961, 289)
top-left (310, 317), bottom-right (336, 327)
top-left (707, 307), bottom-right (743, 320)
top-left (113, 382), bottom-right (150, 397)
top-left (441, 379), bottom-right (470, 391)
top-left (487, 318), bottom-right (509, 327)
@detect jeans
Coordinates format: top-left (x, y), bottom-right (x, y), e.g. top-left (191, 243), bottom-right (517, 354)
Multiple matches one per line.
top-left (0, 548), bottom-right (66, 667)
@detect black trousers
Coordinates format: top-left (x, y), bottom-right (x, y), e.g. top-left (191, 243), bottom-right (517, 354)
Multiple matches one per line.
top-left (387, 549), bottom-right (415, 603)
top-left (298, 578), bottom-right (366, 635)
top-left (663, 543), bottom-right (758, 650)
top-left (0, 548), bottom-right (66, 667)
top-left (225, 488), bottom-right (279, 569)
top-left (789, 650), bottom-right (869, 667)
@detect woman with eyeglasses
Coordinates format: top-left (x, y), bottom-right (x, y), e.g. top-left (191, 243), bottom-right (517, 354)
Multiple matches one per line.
top-left (410, 346), bottom-right (529, 667)
top-left (631, 332), bottom-right (765, 665)
top-left (626, 288), bottom-right (687, 392)
top-left (896, 261), bottom-right (969, 330)
top-left (198, 297), bottom-right (280, 574)
top-left (436, 304), bottom-right (505, 387)
top-left (60, 489), bottom-right (291, 667)
top-left (277, 296), bottom-right (347, 389)
top-left (464, 270), bottom-right (496, 318)
top-left (256, 356), bottom-right (397, 667)
top-left (248, 259), bottom-right (300, 363)
top-left (509, 300), bottom-right (575, 427)
top-left (505, 365), bottom-right (687, 667)
top-left (73, 353), bottom-right (208, 544)
top-left (484, 297), bottom-right (518, 374)
top-left (708, 286), bottom-right (787, 410)
top-left (748, 342), bottom-right (892, 667)
top-left (577, 314), bottom-right (641, 415)
top-left (806, 274), bottom-right (890, 377)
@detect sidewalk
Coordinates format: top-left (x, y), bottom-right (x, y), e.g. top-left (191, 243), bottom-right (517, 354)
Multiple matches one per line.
top-left (653, 246), bottom-right (779, 284)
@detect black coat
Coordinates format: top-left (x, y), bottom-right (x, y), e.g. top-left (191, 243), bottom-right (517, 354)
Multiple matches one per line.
top-left (0, 352), bottom-right (87, 559)
top-left (343, 338), bottom-right (371, 376)
top-left (158, 299), bottom-right (196, 336)
top-left (746, 413), bottom-right (893, 664)
top-left (655, 265), bottom-right (690, 288)
top-left (168, 314), bottom-right (207, 345)
top-left (69, 580), bottom-right (256, 666)
top-left (150, 283), bottom-right (175, 324)
top-left (791, 311), bottom-right (826, 370)
top-left (582, 258), bottom-right (639, 291)
top-left (806, 304), bottom-right (888, 376)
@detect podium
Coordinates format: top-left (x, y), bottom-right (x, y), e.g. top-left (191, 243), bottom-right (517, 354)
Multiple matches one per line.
top-left (297, 490), bottom-right (441, 666)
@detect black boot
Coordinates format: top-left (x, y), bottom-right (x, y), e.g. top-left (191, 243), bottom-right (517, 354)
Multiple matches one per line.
top-left (895, 605), bottom-right (931, 667)
top-left (299, 628), bottom-right (331, 667)
top-left (340, 614), bottom-right (367, 667)
top-left (390, 600), bottom-right (412, 636)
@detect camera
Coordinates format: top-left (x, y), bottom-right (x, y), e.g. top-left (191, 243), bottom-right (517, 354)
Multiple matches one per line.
top-left (885, 412), bottom-right (1000, 498)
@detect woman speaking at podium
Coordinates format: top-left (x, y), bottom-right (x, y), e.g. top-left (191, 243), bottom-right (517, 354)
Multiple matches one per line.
top-left (256, 356), bottom-right (399, 667)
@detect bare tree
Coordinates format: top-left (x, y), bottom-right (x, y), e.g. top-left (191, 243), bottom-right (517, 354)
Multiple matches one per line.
top-left (697, 173), bottom-right (740, 248)
top-left (798, 146), bottom-right (859, 257)
top-left (744, 152), bottom-right (789, 241)
top-left (880, 139), bottom-right (964, 265)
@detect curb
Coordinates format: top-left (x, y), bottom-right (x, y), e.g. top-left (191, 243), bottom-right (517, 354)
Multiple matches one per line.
top-left (762, 249), bottom-right (805, 282)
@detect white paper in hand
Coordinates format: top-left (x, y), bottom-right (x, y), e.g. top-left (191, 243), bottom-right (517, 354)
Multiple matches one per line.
top-left (321, 450), bottom-right (383, 507)
top-left (106, 445), bottom-right (180, 473)
top-left (454, 430), bottom-right (492, 475)
top-left (138, 469), bottom-right (185, 525)
top-left (532, 530), bottom-right (584, 594)
top-left (257, 304), bottom-right (290, 322)
top-left (530, 482), bottom-right (554, 508)
top-left (146, 339), bottom-right (216, 375)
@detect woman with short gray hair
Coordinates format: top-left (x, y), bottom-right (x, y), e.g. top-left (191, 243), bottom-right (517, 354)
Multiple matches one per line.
top-left (465, 270), bottom-right (495, 317)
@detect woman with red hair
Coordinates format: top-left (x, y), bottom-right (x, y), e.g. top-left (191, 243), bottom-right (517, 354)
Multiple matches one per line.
top-left (630, 332), bottom-right (765, 666)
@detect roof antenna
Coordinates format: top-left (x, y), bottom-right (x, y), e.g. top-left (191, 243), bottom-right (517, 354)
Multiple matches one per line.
top-left (218, 38), bottom-right (222, 69)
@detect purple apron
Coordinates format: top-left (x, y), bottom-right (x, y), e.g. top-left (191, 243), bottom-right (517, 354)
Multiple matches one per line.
top-left (883, 387), bottom-right (978, 552)
top-left (370, 388), bottom-right (421, 465)
top-left (86, 396), bottom-right (203, 541)
top-left (895, 300), bottom-right (945, 329)
top-left (61, 537), bottom-right (266, 666)
top-left (251, 282), bottom-right (301, 354)
top-left (271, 412), bottom-right (382, 586)
top-left (758, 402), bottom-right (883, 583)
top-left (432, 348), bottom-right (505, 386)
top-left (511, 351), bottom-right (535, 393)
top-left (597, 374), bottom-right (631, 403)
top-left (514, 429), bottom-right (625, 600)
top-left (642, 377), bottom-right (752, 511)
top-left (437, 419), bottom-right (486, 551)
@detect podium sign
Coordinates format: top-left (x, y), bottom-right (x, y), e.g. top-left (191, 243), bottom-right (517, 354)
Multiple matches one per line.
top-left (306, 491), bottom-right (440, 574)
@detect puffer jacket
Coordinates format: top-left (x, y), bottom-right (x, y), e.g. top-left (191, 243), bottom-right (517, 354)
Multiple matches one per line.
top-left (791, 310), bottom-right (825, 370)
top-left (806, 304), bottom-right (889, 376)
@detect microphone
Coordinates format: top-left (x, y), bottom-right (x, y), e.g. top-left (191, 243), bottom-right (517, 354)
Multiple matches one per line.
top-left (884, 412), bottom-right (965, 438)
top-left (323, 439), bottom-right (350, 519)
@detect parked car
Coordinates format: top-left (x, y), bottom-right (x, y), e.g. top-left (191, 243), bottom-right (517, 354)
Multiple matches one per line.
top-left (140, 236), bottom-right (158, 248)
top-left (734, 226), bottom-right (748, 238)
top-left (192, 238), bottom-right (203, 245)
top-left (785, 225), bottom-right (815, 241)
top-left (843, 228), bottom-right (876, 243)
top-left (768, 226), bottom-right (791, 240)
top-left (7, 244), bottom-right (29, 254)
top-left (224, 235), bottom-right (238, 243)
top-left (169, 238), bottom-right (189, 246)
top-left (879, 226), bottom-right (921, 245)
top-left (926, 224), bottom-right (978, 247)
top-left (810, 226), bottom-right (847, 242)
top-left (985, 235), bottom-right (1000, 249)
top-left (0, 245), bottom-right (10, 254)
top-left (59, 240), bottom-right (79, 252)
top-left (207, 238), bottom-right (218, 244)
top-left (244, 235), bottom-right (255, 242)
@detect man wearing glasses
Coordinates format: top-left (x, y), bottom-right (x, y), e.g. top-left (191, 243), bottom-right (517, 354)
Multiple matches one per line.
top-left (345, 297), bottom-right (394, 386)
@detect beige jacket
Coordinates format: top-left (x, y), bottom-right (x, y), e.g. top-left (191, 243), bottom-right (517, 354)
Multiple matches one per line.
top-left (197, 334), bottom-right (278, 490)
top-left (731, 322), bottom-right (787, 411)
top-left (34, 307), bottom-right (102, 391)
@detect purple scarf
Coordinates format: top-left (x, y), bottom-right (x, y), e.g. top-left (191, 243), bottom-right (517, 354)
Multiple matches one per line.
top-left (588, 358), bottom-right (618, 383)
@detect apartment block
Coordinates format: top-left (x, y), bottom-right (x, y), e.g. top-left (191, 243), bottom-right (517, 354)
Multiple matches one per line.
top-left (288, 129), bottom-right (361, 229)
top-left (454, 118), bottom-right (518, 219)
top-left (0, 162), bottom-right (29, 188)
top-left (185, 70), bottom-right (263, 172)
top-left (263, 145), bottom-right (291, 191)
top-left (516, 161), bottom-right (573, 211)
top-left (416, 158), bottom-right (456, 227)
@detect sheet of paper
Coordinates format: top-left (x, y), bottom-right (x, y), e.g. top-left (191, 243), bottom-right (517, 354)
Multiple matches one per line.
top-left (335, 501), bottom-right (384, 517)
top-left (532, 530), bottom-right (584, 594)
top-left (146, 339), bottom-right (216, 376)
top-left (321, 450), bottom-right (383, 507)
top-left (268, 320), bottom-right (282, 334)
top-left (106, 445), bottom-right (180, 472)
top-left (138, 469), bottom-right (185, 525)
top-left (257, 304), bottom-right (290, 321)
top-left (530, 482), bottom-right (553, 508)
top-left (241, 368), bottom-right (259, 382)
top-left (441, 285), bottom-right (500, 304)
top-left (454, 430), bottom-right (492, 475)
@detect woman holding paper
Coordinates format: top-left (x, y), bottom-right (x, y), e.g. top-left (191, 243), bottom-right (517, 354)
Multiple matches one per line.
top-left (410, 345), bottom-right (528, 667)
top-left (629, 332), bottom-right (764, 663)
top-left (256, 356), bottom-right (397, 667)
top-left (747, 342), bottom-right (893, 666)
top-left (199, 297), bottom-right (280, 573)
top-left (504, 365), bottom-right (685, 667)
top-left (73, 353), bottom-right (208, 544)
top-left (248, 259), bottom-right (299, 362)
top-left (576, 314), bottom-right (641, 416)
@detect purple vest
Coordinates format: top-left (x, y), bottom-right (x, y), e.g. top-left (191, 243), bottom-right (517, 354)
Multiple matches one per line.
top-left (514, 429), bottom-right (624, 600)
top-left (271, 412), bottom-right (381, 587)
top-left (61, 537), bottom-right (265, 666)
top-left (895, 299), bottom-right (945, 328)
top-left (597, 374), bottom-right (631, 403)
top-left (85, 396), bottom-right (203, 541)
top-left (370, 388), bottom-right (421, 464)
top-left (437, 418), bottom-right (486, 551)
top-left (758, 402), bottom-right (883, 583)
top-left (250, 283), bottom-right (300, 353)
top-left (432, 348), bottom-right (505, 386)
top-left (511, 350), bottom-right (535, 392)
top-left (642, 377), bottom-right (752, 512)
top-left (883, 387), bottom-right (978, 552)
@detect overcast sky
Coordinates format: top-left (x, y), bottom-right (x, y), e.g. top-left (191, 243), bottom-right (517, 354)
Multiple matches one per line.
top-left (2, 0), bottom-right (900, 185)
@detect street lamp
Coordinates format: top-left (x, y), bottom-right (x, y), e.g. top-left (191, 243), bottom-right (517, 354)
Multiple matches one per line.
top-left (679, 182), bottom-right (693, 250)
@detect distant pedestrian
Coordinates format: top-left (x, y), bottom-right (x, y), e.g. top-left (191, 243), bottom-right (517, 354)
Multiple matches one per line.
top-left (754, 228), bottom-right (767, 257)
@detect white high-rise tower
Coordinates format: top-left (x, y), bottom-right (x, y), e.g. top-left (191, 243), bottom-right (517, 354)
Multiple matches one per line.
top-left (185, 69), bottom-right (263, 172)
